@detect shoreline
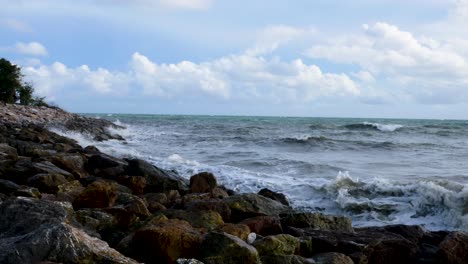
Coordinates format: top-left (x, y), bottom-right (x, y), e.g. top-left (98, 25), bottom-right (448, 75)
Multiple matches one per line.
top-left (0, 104), bottom-right (467, 263)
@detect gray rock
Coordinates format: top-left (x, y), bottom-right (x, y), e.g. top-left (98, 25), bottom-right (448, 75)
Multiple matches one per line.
top-left (0, 143), bottom-right (17, 156)
top-left (313, 252), bottom-right (354, 264)
top-left (0, 197), bottom-right (138, 263)
top-left (281, 212), bottom-right (353, 232)
top-left (224, 193), bottom-right (292, 221)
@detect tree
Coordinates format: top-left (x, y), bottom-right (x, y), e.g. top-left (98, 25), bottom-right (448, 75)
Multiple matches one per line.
top-left (0, 58), bottom-right (51, 107)
top-left (0, 58), bottom-right (22, 103)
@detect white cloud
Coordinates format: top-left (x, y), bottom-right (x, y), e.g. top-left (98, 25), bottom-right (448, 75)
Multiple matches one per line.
top-left (20, 50), bottom-right (361, 104)
top-left (1, 18), bottom-right (33, 32)
top-left (15, 42), bottom-right (48, 56)
top-left (305, 22), bottom-right (468, 103)
top-left (158, 0), bottom-right (212, 10)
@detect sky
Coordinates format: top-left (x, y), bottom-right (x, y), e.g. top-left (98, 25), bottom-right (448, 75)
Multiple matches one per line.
top-left (1, 0), bottom-right (468, 119)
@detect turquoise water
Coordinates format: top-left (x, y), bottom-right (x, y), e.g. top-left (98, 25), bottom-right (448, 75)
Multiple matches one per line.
top-left (68, 114), bottom-right (468, 230)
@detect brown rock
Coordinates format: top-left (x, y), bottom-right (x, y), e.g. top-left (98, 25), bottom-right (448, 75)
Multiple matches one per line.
top-left (73, 180), bottom-right (117, 209)
top-left (190, 172), bottom-right (217, 193)
top-left (217, 223), bottom-right (251, 241)
top-left (185, 199), bottom-right (232, 222)
top-left (27, 173), bottom-right (68, 194)
top-left (313, 252), bottom-right (354, 264)
top-left (130, 219), bottom-right (203, 263)
top-left (240, 215), bottom-right (283, 236)
top-left (437, 231), bottom-right (468, 264)
top-left (200, 232), bottom-right (261, 264)
top-left (258, 188), bottom-right (289, 206)
top-left (281, 212), bottom-right (353, 232)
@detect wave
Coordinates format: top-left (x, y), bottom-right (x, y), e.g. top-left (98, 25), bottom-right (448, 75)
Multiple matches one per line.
top-left (281, 135), bottom-right (331, 144)
top-left (344, 122), bottom-right (403, 132)
top-left (315, 172), bottom-right (468, 230)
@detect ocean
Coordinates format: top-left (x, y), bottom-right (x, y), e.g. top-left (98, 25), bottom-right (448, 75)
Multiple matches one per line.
top-left (52, 115), bottom-right (468, 231)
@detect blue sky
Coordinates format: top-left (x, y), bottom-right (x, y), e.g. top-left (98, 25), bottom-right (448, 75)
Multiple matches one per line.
top-left (1, 0), bottom-right (468, 119)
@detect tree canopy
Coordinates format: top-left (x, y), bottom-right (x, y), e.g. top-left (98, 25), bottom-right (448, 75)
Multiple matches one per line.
top-left (0, 58), bottom-right (48, 106)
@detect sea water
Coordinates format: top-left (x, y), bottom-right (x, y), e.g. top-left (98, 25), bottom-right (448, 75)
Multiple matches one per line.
top-left (51, 115), bottom-right (468, 231)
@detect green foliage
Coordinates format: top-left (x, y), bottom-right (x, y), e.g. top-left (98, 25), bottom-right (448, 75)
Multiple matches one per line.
top-left (0, 58), bottom-right (54, 108)
top-left (0, 58), bottom-right (22, 103)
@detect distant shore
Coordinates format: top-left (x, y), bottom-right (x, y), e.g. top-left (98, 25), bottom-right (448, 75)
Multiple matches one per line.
top-left (0, 104), bottom-right (467, 264)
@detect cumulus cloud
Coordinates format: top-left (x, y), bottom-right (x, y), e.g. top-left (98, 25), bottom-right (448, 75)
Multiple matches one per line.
top-left (304, 22), bottom-right (468, 104)
top-left (21, 50), bottom-right (361, 104)
top-left (15, 42), bottom-right (48, 56)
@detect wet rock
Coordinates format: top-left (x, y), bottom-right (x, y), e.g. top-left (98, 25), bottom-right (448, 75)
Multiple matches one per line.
top-left (87, 154), bottom-right (127, 178)
top-left (200, 232), bottom-right (261, 264)
top-left (0, 197), bottom-right (137, 263)
top-left (210, 187), bottom-right (229, 199)
top-left (48, 153), bottom-right (88, 179)
top-left (185, 199), bottom-right (232, 222)
top-left (313, 252), bottom-right (354, 264)
top-left (190, 172), bottom-right (217, 193)
top-left (224, 193), bottom-right (291, 222)
top-left (56, 180), bottom-right (84, 203)
top-left (260, 255), bottom-right (314, 264)
top-left (73, 180), bottom-right (117, 209)
top-left (258, 188), bottom-right (289, 206)
top-left (252, 234), bottom-right (300, 256)
top-left (177, 259), bottom-right (204, 264)
top-left (3, 159), bottom-right (72, 185)
top-left (0, 143), bottom-right (17, 156)
top-left (240, 215), bottom-right (283, 236)
top-left (281, 212), bottom-right (353, 232)
top-left (364, 238), bottom-right (418, 264)
top-left (217, 223), bottom-right (251, 241)
top-left (437, 231), bottom-right (468, 264)
top-left (14, 186), bottom-right (41, 198)
top-left (125, 158), bottom-right (189, 193)
top-left (27, 173), bottom-right (68, 194)
top-left (0, 179), bottom-right (20, 194)
top-left (118, 175), bottom-right (147, 194)
top-left (123, 196), bottom-right (151, 218)
top-left (75, 208), bottom-right (118, 238)
top-left (129, 219), bottom-right (203, 263)
top-left (165, 209), bottom-right (224, 231)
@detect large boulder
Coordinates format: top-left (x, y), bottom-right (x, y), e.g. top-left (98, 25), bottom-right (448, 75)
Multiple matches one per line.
top-left (185, 199), bottom-right (232, 222)
top-left (217, 223), bottom-right (251, 241)
top-left (48, 153), bottom-right (88, 179)
top-left (128, 218), bottom-right (203, 263)
top-left (0, 179), bottom-right (20, 195)
top-left (224, 193), bottom-right (291, 222)
top-left (27, 173), bottom-right (68, 194)
top-left (73, 180), bottom-right (117, 209)
top-left (190, 172), bottom-right (217, 193)
top-left (0, 143), bottom-right (17, 156)
top-left (258, 188), bottom-right (289, 206)
top-left (252, 234), bottom-right (300, 256)
top-left (200, 232), bottom-right (261, 264)
top-left (87, 154), bottom-right (128, 178)
top-left (0, 197), bottom-right (137, 263)
top-left (281, 212), bottom-right (353, 232)
top-left (240, 215), bottom-right (283, 236)
top-left (3, 159), bottom-right (73, 185)
top-left (437, 231), bottom-right (468, 264)
top-left (125, 158), bottom-right (188, 193)
top-left (164, 209), bottom-right (225, 231)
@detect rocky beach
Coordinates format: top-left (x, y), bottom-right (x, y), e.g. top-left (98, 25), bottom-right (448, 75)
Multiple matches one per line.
top-left (0, 103), bottom-right (467, 264)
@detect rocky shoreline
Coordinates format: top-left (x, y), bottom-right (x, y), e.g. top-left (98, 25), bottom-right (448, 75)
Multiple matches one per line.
top-left (0, 105), bottom-right (467, 264)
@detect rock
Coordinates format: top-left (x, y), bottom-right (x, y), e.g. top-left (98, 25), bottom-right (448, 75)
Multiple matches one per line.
top-left (75, 208), bottom-right (118, 238)
top-left (177, 259), bottom-right (204, 264)
top-left (185, 199), bottom-right (232, 222)
top-left (119, 175), bottom-right (147, 195)
top-left (48, 153), bottom-right (88, 179)
top-left (87, 154), bottom-right (127, 178)
top-left (247, 233), bottom-right (257, 244)
top-left (281, 212), bottom-right (353, 232)
top-left (0, 197), bottom-right (137, 263)
top-left (123, 196), bottom-right (151, 218)
top-left (364, 238), bottom-right (418, 264)
top-left (200, 232), bottom-right (261, 264)
top-left (27, 173), bottom-right (68, 194)
top-left (129, 219), bottom-right (203, 263)
top-left (258, 188), bottom-right (289, 206)
top-left (125, 158), bottom-right (188, 193)
top-left (73, 180), bottom-right (117, 209)
top-left (0, 179), bottom-right (20, 194)
top-left (56, 180), bottom-right (84, 203)
top-left (3, 159), bottom-right (72, 185)
top-left (145, 192), bottom-right (169, 205)
top-left (260, 255), bottom-right (315, 264)
top-left (240, 215), bottom-right (283, 236)
top-left (165, 209), bottom-right (224, 231)
top-left (14, 186), bottom-right (41, 198)
top-left (210, 187), bottom-right (229, 199)
top-left (360, 225), bottom-right (425, 244)
top-left (437, 231), bottom-right (468, 264)
top-left (252, 234), bottom-right (300, 256)
top-left (224, 193), bottom-right (291, 222)
top-left (217, 223), bottom-right (251, 241)
top-left (0, 143), bottom-right (17, 155)
top-left (313, 252), bottom-right (354, 264)
top-left (190, 172), bottom-right (217, 193)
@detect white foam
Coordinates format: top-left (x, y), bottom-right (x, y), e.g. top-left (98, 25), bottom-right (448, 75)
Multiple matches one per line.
top-left (364, 122), bottom-right (403, 132)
